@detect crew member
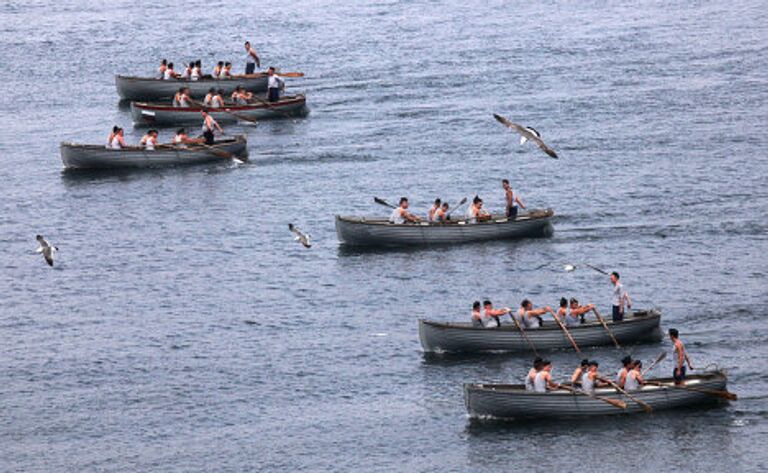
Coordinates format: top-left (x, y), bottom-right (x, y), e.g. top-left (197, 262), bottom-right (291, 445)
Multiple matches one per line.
top-left (107, 127), bottom-right (126, 149)
top-left (266, 67), bottom-right (285, 102)
top-left (388, 197), bottom-right (421, 224)
top-left (139, 129), bottom-right (158, 150)
top-left (433, 202), bottom-right (449, 223)
top-left (670, 328), bottom-right (694, 385)
top-left (567, 298), bottom-right (596, 327)
top-left (517, 299), bottom-right (554, 329)
top-left (483, 300), bottom-right (511, 328)
top-left (466, 196), bottom-right (490, 223)
top-left (526, 358), bottom-right (544, 391)
top-left (616, 356), bottom-right (633, 388)
top-left (503, 179), bottom-right (526, 219)
top-left (201, 110), bottom-right (224, 145)
top-left (624, 360), bottom-right (645, 391)
top-left (163, 62), bottom-right (178, 80)
top-left (244, 41), bottom-right (261, 73)
top-left (428, 198), bottom-right (442, 222)
top-left (533, 360), bottom-right (559, 392)
top-left (610, 271), bottom-right (632, 322)
top-left (571, 359), bottom-right (590, 387)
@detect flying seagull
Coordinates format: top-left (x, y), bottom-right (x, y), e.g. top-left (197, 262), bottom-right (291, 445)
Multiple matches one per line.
top-left (288, 224), bottom-right (311, 248)
top-left (493, 113), bottom-right (559, 159)
top-left (35, 235), bottom-right (58, 266)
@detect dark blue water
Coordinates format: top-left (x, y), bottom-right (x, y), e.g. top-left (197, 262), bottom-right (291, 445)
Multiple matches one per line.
top-left (1, 1), bottom-right (767, 471)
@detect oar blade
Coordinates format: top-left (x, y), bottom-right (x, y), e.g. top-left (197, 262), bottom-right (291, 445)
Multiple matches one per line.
top-left (607, 398), bottom-right (627, 409)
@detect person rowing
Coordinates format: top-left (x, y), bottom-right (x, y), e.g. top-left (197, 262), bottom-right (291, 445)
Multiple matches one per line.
top-left (465, 196), bottom-right (491, 224)
top-left (231, 86), bottom-right (254, 105)
top-left (163, 62), bottom-right (178, 80)
top-left (172, 128), bottom-right (203, 148)
top-left (433, 202), bottom-right (449, 223)
top-left (267, 67), bottom-right (285, 102)
top-left (191, 60), bottom-right (202, 81)
top-left (555, 298), bottom-right (569, 325)
top-left (471, 301), bottom-right (484, 328)
top-left (670, 328), bottom-right (695, 385)
top-left (571, 359), bottom-right (590, 387)
top-left (388, 197), bottom-right (421, 224)
top-left (567, 298), bottom-right (595, 327)
top-left (139, 129), bottom-right (158, 150)
top-left (221, 62), bottom-right (233, 79)
top-left (203, 88), bottom-right (216, 106)
top-left (483, 300), bottom-right (511, 328)
top-left (525, 357), bottom-right (544, 391)
top-left (502, 179), bottom-right (526, 220)
top-left (616, 356), bottom-right (633, 388)
top-left (244, 40), bottom-right (261, 74)
top-left (107, 126), bottom-right (126, 149)
top-left (158, 59), bottom-right (167, 79)
top-left (427, 198), bottom-right (442, 222)
top-left (212, 61), bottom-right (224, 79)
top-left (210, 89), bottom-right (225, 108)
top-left (533, 360), bottom-right (560, 392)
top-left (581, 361), bottom-right (609, 393)
top-left (624, 360), bottom-right (645, 391)
top-left (201, 110), bottom-right (224, 145)
top-left (173, 87), bottom-right (191, 107)
top-left (517, 299), bottom-right (554, 329)
top-left (610, 271), bottom-right (632, 322)
top-left (180, 62), bottom-right (193, 80)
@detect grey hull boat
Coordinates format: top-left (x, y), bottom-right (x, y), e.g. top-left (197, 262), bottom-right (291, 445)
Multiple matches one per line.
top-left (130, 95), bottom-right (308, 126)
top-left (335, 209), bottom-right (554, 247)
top-left (465, 371), bottom-right (730, 419)
top-left (115, 74), bottom-right (269, 101)
top-left (419, 310), bottom-right (662, 353)
top-left (60, 135), bottom-right (248, 170)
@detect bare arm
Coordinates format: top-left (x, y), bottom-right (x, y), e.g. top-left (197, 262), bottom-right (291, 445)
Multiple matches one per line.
top-left (515, 195), bottom-right (526, 209)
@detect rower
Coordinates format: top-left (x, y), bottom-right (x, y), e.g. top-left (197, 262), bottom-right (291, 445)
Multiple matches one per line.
top-left (670, 328), bottom-right (695, 385)
top-left (201, 110), bottom-right (224, 145)
top-left (173, 128), bottom-right (203, 148)
top-left (266, 67), bottom-right (285, 102)
top-left (525, 358), bottom-right (544, 391)
top-left (567, 298), bottom-right (595, 327)
top-left (173, 87), bottom-right (191, 108)
top-left (158, 59), bottom-right (167, 79)
top-left (244, 40), bottom-right (261, 74)
top-left (555, 298), bottom-right (568, 325)
top-left (388, 197), bottom-right (421, 224)
top-left (518, 299), bottom-right (554, 329)
top-left (191, 60), bottom-right (202, 81)
top-left (231, 86), bottom-right (253, 105)
top-left (465, 196), bottom-right (491, 224)
top-left (221, 62), bottom-right (233, 79)
top-left (107, 126), bottom-right (126, 149)
top-left (471, 301), bottom-right (483, 328)
top-left (502, 179), bottom-right (526, 220)
top-left (212, 61), bottom-right (224, 79)
top-left (483, 300), bottom-right (511, 328)
top-left (624, 360), bottom-right (645, 391)
top-left (427, 198), bottom-right (442, 222)
top-left (203, 88), bottom-right (216, 106)
top-left (616, 356), bottom-right (633, 388)
top-left (610, 271), bottom-right (632, 322)
top-left (180, 62), bottom-right (193, 79)
top-left (433, 202), bottom-right (449, 223)
top-left (210, 89), bottom-right (225, 108)
top-left (533, 360), bottom-right (559, 392)
top-left (581, 361), bottom-right (608, 393)
top-left (571, 359), bottom-right (590, 387)
top-left (139, 129), bottom-right (159, 150)
top-left (163, 62), bottom-right (178, 80)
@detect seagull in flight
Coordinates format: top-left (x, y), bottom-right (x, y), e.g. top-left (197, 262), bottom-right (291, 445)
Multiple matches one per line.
top-left (493, 113), bottom-right (559, 159)
top-left (35, 235), bottom-right (58, 266)
top-left (288, 224), bottom-right (311, 248)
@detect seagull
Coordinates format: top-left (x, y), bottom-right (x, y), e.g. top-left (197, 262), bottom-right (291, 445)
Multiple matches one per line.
top-left (35, 235), bottom-right (58, 267)
top-left (493, 113), bottom-right (559, 159)
top-left (288, 224), bottom-right (311, 248)
top-left (564, 264), bottom-right (576, 272)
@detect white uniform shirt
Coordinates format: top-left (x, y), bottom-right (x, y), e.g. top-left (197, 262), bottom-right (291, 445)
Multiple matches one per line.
top-left (581, 372), bottom-right (595, 393)
top-left (109, 135), bottom-right (122, 149)
top-left (191, 68), bottom-right (200, 80)
top-left (389, 207), bottom-right (405, 224)
top-left (533, 371), bottom-right (548, 393)
top-left (525, 369), bottom-right (537, 391)
top-left (625, 370), bottom-right (640, 391)
top-left (612, 282), bottom-right (626, 307)
top-left (163, 69), bottom-right (174, 80)
top-left (268, 74), bottom-right (284, 89)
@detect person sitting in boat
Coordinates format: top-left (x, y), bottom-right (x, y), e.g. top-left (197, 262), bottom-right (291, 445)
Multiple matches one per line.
top-left (211, 89), bottom-right (226, 108)
top-left (107, 126), bottom-right (126, 149)
top-left (388, 197), bottom-right (421, 224)
top-left (616, 356), bottom-right (633, 388)
top-left (525, 358), bottom-right (544, 391)
top-left (244, 40), bottom-right (261, 74)
top-left (483, 300), bottom-right (511, 328)
top-left (140, 129), bottom-right (159, 150)
top-left (191, 61), bottom-right (202, 81)
top-left (221, 62), bottom-right (233, 79)
top-left (624, 360), bottom-right (646, 391)
top-left (518, 299), bottom-right (554, 329)
top-left (471, 301), bottom-right (483, 328)
top-left (212, 61), bottom-right (224, 79)
top-left (555, 298), bottom-right (568, 325)
top-left (203, 88), bottom-right (216, 106)
top-left (466, 196), bottom-right (491, 224)
top-left (502, 179), bottom-right (526, 220)
top-left (201, 110), bottom-right (224, 145)
top-left (267, 67), bottom-right (285, 102)
top-left (567, 298), bottom-right (596, 327)
top-left (158, 59), bottom-right (167, 79)
top-left (173, 128), bottom-right (204, 148)
top-left (173, 87), bottom-right (191, 108)
top-left (180, 62), bottom-right (193, 80)
top-left (670, 328), bottom-right (695, 385)
top-left (163, 62), bottom-right (178, 80)
top-left (581, 361), bottom-right (609, 393)
top-left (533, 360), bottom-right (560, 392)
top-left (427, 198), bottom-right (442, 222)
top-left (231, 86), bottom-right (254, 105)
top-left (571, 359), bottom-right (590, 388)
top-left (433, 202), bottom-right (449, 223)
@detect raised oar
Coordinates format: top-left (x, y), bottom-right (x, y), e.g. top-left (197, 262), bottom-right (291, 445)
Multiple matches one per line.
top-left (373, 196), bottom-right (397, 209)
top-left (550, 312), bottom-right (581, 353)
top-left (592, 308), bottom-right (623, 351)
top-left (599, 377), bottom-right (653, 413)
top-left (644, 381), bottom-right (737, 401)
top-left (585, 263), bottom-right (609, 275)
top-left (509, 314), bottom-right (539, 357)
top-left (641, 352), bottom-right (667, 376)
top-left (558, 384), bottom-right (627, 410)
top-left (189, 98), bottom-right (260, 124)
top-left (445, 198), bottom-right (469, 219)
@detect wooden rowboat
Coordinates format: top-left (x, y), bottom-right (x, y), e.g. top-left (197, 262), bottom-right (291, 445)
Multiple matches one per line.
top-left (60, 135), bottom-right (247, 170)
top-left (465, 371), bottom-right (730, 419)
top-left (115, 74), bottom-right (269, 101)
top-left (419, 309), bottom-right (661, 353)
top-left (130, 95), bottom-right (308, 126)
top-left (335, 209), bottom-right (554, 247)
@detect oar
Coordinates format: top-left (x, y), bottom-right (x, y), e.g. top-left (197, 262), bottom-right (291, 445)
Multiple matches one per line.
top-left (550, 311), bottom-right (581, 353)
top-left (585, 263), bottom-right (609, 275)
top-left (247, 94), bottom-right (298, 120)
top-left (599, 377), bottom-right (653, 413)
top-left (446, 198), bottom-right (469, 218)
top-left (644, 381), bottom-right (737, 401)
top-left (592, 308), bottom-right (623, 350)
top-left (201, 143), bottom-right (233, 159)
top-left (373, 196), bottom-right (397, 209)
top-left (557, 384), bottom-right (627, 409)
top-left (642, 352), bottom-right (667, 376)
top-left (509, 313), bottom-right (539, 357)
top-left (239, 71), bottom-right (305, 79)
top-left (189, 98), bottom-right (260, 124)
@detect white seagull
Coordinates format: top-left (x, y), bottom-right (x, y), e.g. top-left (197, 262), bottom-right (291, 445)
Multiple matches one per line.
top-left (35, 235), bottom-right (58, 267)
top-left (493, 113), bottom-right (559, 159)
top-left (564, 264), bottom-right (576, 272)
top-left (288, 224), bottom-right (311, 248)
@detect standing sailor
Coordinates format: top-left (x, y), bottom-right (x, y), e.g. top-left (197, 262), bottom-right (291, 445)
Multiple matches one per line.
top-left (610, 271), bottom-right (632, 322)
top-left (266, 67), bottom-right (285, 102)
top-left (200, 110), bottom-right (224, 145)
top-left (502, 179), bottom-right (526, 219)
top-left (669, 328), bottom-right (695, 385)
top-left (388, 197), bottom-right (421, 224)
top-left (244, 41), bottom-right (261, 73)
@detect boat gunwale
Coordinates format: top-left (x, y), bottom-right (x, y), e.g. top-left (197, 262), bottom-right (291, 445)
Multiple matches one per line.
top-left (335, 209), bottom-right (554, 228)
top-left (420, 310), bottom-right (660, 332)
top-left (60, 135), bottom-right (246, 152)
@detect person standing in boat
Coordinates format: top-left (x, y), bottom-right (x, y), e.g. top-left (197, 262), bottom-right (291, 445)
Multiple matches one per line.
top-left (567, 298), bottom-right (596, 326)
top-left (140, 130), bottom-right (158, 150)
top-left (163, 62), bottom-right (178, 80)
top-left (200, 110), bottom-right (224, 145)
top-left (427, 198), bottom-right (442, 222)
top-left (533, 360), bottom-right (560, 392)
top-left (670, 328), bottom-right (695, 385)
top-left (267, 67), bottom-right (285, 102)
top-left (388, 197), bottom-right (421, 224)
top-left (526, 358), bottom-right (544, 391)
top-left (616, 356), bottom-right (633, 388)
top-left (610, 271), bottom-right (632, 322)
top-left (624, 360), bottom-right (646, 391)
top-left (571, 359), bottom-right (590, 387)
top-left (433, 202), bottom-right (449, 223)
top-left (107, 126), bottom-right (126, 149)
top-left (466, 196), bottom-right (491, 224)
top-left (517, 299), bottom-right (554, 329)
top-left (158, 59), bottom-right (167, 79)
top-left (244, 41), bottom-right (261, 74)
top-left (483, 300), bottom-right (511, 328)
top-left (502, 179), bottom-right (526, 219)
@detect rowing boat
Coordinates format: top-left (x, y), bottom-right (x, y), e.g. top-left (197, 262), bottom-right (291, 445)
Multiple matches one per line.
top-left (464, 371), bottom-right (729, 419)
top-left (115, 74), bottom-right (269, 101)
top-left (335, 209), bottom-right (554, 247)
top-left (130, 95), bottom-right (308, 125)
top-left (60, 135), bottom-right (247, 170)
top-left (419, 309), bottom-right (661, 353)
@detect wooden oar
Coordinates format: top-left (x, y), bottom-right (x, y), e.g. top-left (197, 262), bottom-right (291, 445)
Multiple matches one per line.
top-left (599, 377), bottom-right (653, 413)
top-left (641, 352), bottom-right (667, 376)
top-left (558, 384), bottom-right (627, 409)
top-left (201, 143), bottom-right (233, 159)
top-left (373, 196), bottom-right (397, 209)
top-left (509, 313), bottom-right (539, 357)
top-left (246, 94), bottom-right (298, 120)
top-left (189, 98), bottom-right (260, 124)
top-left (645, 381), bottom-right (737, 401)
top-left (585, 263), bottom-right (609, 275)
top-left (445, 198), bottom-right (469, 218)
top-left (239, 71), bottom-right (304, 79)
top-left (592, 308), bottom-right (622, 350)
top-left (550, 312), bottom-right (581, 353)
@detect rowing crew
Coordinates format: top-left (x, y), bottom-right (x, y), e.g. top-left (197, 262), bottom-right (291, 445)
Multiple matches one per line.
top-left (158, 60), bottom-right (230, 80)
top-left (106, 125), bottom-right (209, 150)
top-left (172, 87), bottom-right (254, 108)
top-left (471, 299), bottom-right (595, 329)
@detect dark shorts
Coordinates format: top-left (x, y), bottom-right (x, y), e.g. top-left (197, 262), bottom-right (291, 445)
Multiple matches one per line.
top-left (245, 62), bottom-right (255, 74)
top-left (268, 87), bottom-right (280, 102)
top-left (506, 206), bottom-right (518, 219)
top-left (673, 365), bottom-right (687, 382)
top-left (612, 305), bottom-right (623, 322)
top-left (203, 130), bottom-right (215, 145)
